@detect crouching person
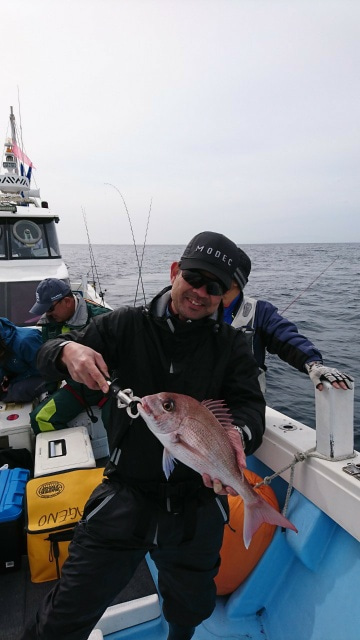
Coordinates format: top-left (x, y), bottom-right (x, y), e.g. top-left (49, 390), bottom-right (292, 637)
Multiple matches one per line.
top-left (29, 277), bottom-right (111, 435)
top-left (0, 317), bottom-right (46, 403)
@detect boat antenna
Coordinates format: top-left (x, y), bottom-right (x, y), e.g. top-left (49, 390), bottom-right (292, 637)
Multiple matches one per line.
top-left (105, 183), bottom-right (147, 305)
top-left (17, 89), bottom-right (25, 158)
top-left (134, 197), bottom-right (152, 305)
top-left (82, 207), bottom-right (107, 304)
top-left (281, 257), bottom-right (337, 314)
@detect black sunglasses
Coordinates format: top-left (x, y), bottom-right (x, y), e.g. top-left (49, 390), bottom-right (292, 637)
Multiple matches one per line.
top-left (47, 298), bottom-right (63, 313)
top-left (181, 269), bottom-right (227, 296)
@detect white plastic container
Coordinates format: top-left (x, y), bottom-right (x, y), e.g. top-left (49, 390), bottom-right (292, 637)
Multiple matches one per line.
top-left (34, 426), bottom-right (96, 477)
top-left (68, 407), bottom-right (110, 460)
top-left (0, 401), bottom-right (35, 453)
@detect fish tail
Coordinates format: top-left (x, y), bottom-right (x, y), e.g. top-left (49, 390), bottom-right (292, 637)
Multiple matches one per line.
top-left (243, 497), bottom-right (298, 549)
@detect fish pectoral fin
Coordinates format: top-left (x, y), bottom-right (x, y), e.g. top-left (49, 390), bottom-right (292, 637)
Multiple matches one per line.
top-left (227, 428), bottom-right (247, 469)
top-left (162, 448), bottom-right (177, 480)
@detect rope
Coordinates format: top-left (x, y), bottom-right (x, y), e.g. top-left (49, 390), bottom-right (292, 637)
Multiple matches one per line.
top-left (254, 447), bottom-right (356, 518)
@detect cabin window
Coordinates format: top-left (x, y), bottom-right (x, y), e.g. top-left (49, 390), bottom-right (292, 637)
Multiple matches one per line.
top-left (0, 218), bottom-right (63, 259)
top-left (42, 220), bottom-right (61, 257)
top-left (11, 220), bottom-right (42, 257)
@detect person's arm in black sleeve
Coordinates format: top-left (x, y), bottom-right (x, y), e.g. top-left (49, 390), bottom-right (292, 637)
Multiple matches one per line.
top-left (202, 329), bottom-right (265, 495)
top-left (36, 309), bottom-right (121, 386)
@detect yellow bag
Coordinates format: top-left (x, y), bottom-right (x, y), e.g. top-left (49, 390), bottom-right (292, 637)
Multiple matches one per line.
top-left (26, 467), bottom-right (104, 583)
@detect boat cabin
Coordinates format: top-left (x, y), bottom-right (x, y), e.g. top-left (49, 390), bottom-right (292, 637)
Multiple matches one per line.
top-left (0, 205), bottom-right (69, 326)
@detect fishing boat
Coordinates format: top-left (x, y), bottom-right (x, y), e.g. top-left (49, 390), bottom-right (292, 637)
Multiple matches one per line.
top-left (3, 387), bottom-right (357, 640)
top-left (0, 106), bottom-right (108, 327)
top-left (0, 104), bottom-right (111, 466)
top-left (1, 109), bottom-right (359, 640)
top-left (81, 385), bottom-right (358, 640)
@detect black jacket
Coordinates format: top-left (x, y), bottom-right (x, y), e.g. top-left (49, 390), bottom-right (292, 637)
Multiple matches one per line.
top-left (36, 288), bottom-right (265, 484)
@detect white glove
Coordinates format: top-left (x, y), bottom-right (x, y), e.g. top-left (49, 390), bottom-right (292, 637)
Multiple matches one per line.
top-left (305, 361), bottom-right (353, 390)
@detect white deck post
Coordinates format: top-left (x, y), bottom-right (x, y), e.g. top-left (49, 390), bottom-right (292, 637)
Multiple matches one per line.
top-left (81, 274), bottom-right (88, 295)
top-left (315, 382), bottom-right (354, 458)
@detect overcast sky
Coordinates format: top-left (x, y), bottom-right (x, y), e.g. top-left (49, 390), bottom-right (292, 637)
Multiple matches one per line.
top-left (2, 0), bottom-right (359, 245)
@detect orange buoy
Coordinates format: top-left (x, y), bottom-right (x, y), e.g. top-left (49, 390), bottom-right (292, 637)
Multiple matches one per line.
top-left (215, 469), bottom-right (279, 595)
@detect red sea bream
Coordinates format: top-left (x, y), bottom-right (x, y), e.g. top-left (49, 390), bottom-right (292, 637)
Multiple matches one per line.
top-left (139, 392), bottom-right (297, 548)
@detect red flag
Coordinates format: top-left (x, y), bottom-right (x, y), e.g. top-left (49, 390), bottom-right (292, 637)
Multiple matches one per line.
top-left (11, 142), bottom-right (35, 168)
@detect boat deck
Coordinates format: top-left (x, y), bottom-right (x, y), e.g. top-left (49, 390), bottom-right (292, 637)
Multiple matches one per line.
top-left (0, 555), bottom-right (156, 640)
top-left (1, 397), bottom-right (360, 640)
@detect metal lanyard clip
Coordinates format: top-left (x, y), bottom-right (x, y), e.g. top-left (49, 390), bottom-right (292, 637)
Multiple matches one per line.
top-left (107, 379), bottom-right (141, 418)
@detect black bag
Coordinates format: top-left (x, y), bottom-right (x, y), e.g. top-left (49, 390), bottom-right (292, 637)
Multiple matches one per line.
top-left (0, 447), bottom-right (34, 476)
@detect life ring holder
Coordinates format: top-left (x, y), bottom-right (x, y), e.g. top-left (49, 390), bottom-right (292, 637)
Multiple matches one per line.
top-left (13, 220), bottom-right (42, 246)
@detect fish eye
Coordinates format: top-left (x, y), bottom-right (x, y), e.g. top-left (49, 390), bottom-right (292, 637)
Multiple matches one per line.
top-left (162, 399), bottom-right (174, 412)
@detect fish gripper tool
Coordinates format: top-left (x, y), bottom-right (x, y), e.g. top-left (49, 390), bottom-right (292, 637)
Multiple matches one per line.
top-left (107, 379), bottom-right (141, 418)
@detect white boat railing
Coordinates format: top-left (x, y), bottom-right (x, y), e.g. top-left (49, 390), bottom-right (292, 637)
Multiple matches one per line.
top-left (315, 382), bottom-right (354, 458)
top-left (256, 383), bottom-right (359, 542)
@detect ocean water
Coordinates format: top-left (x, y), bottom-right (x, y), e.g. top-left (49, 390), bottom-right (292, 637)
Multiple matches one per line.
top-left (61, 242), bottom-right (359, 450)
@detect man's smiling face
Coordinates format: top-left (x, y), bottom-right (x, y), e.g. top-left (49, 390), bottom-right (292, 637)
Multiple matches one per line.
top-left (169, 262), bottom-right (223, 321)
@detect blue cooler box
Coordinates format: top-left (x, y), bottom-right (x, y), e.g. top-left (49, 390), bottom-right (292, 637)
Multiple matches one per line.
top-left (0, 467), bottom-right (30, 572)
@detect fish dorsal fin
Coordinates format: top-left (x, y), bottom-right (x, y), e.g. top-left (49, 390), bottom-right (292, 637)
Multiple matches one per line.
top-left (201, 399), bottom-right (246, 470)
top-left (201, 399), bottom-right (235, 428)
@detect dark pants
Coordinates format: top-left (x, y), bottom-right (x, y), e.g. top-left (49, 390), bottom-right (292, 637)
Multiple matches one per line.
top-left (21, 480), bottom-right (227, 640)
top-left (1, 375), bottom-right (47, 403)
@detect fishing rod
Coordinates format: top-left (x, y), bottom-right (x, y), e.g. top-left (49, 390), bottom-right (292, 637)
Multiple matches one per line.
top-left (82, 207), bottom-right (107, 304)
top-left (281, 257), bottom-right (338, 314)
top-left (104, 183), bottom-right (147, 305)
top-left (134, 197), bottom-right (152, 306)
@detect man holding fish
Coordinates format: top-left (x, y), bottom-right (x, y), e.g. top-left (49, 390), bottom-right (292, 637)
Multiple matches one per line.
top-left (22, 231), bottom-right (295, 640)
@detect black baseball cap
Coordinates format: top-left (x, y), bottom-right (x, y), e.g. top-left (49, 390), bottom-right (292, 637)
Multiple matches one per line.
top-left (233, 248), bottom-right (252, 289)
top-left (180, 231), bottom-right (239, 291)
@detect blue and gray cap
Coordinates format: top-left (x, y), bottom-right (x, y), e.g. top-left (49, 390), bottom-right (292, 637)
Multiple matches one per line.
top-left (30, 278), bottom-right (72, 315)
